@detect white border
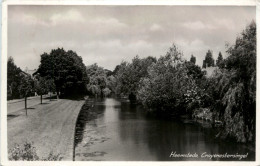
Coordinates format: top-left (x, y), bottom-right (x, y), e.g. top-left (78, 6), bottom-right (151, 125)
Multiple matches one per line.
top-left (1, 0), bottom-right (8, 165)
top-left (0, 0), bottom-right (257, 6)
top-left (1, 0), bottom-right (259, 166)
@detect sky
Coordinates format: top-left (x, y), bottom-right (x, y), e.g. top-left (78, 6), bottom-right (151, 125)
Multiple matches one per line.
top-left (8, 5), bottom-right (255, 71)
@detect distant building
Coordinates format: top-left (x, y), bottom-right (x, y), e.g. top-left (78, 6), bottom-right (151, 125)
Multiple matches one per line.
top-left (23, 67), bottom-right (38, 96)
top-left (24, 67), bottom-right (37, 79)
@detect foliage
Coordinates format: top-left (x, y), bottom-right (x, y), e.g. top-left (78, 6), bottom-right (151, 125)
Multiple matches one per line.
top-left (36, 48), bottom-right (88, 97)
top-left (34, 76), bottom-right (56, 102)
top-left (225, 21), bottom-right (256, 82)
top-left (185, 61), bottom-right (205, 81)
top-left (183, 83), bottom-right (207, 113)
top-left (216, 52), bottom-right (224, 68)
top-left (18, 76), bottom-right (34, 98)
top-left (9, 142), bottom-right (61, 161)
top-left (43, 151), bottom-right (61, 161)
top-left (34, 76), bottom-right (49, 96)
top-left (9, 142), bottom-right (39, 161)
top-left (206, 21), bottom-right (256, 142)
top-left (86, 63), bottom-right (108, 97)
top-left (106, 75), bottom-right (117, 94)
top-left (115, 56), bottom-right (156, 101)
top-left (7, 57), bottom-right (23, 100)
top-left (137, 44), bottom-right (201, 115)
top-left (112, 64), bottom-right (122, 75)
top-left (46, 79), bottom-right (56, 93)
top-left (202, 50), bottom-right (215, 68)
top-left (102, 87), bottom-right (112, 97)
top-left (190, 54), bottom-right (196, 64)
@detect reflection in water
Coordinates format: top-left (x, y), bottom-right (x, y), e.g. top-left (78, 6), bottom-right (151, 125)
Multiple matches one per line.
top-left (74, 98), bottom-right (106, 147)
top-left (75, 98), bottom-right (255, 161)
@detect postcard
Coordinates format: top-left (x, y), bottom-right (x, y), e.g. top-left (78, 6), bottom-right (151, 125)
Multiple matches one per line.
top-left (1, 0), bottom-right (259, 166)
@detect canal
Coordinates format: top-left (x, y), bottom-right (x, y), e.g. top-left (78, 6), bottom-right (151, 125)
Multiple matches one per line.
top-left (75, 98), bottom-right (255, 161)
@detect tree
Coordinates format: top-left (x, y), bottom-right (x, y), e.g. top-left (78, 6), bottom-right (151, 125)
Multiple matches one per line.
top-left (35, 48), bottom-right (88, 98)
top-left (106, 75), bottom-right (117, 95)
top-left (102, 88), bottom-right (112, 97)
top-left (115, 56), bottom-right (156, 102)
top-left (137, 44), bottom-right (199, 115)
top-left (18, 76), bottom-right (33, 116)
top-left (190, 54), bottom-right (196, 64)
top-left (46, 79), bottom-right (56, 101)
top-left (225, 21), bottom-right (256, 81)
top-left (203, 50), bottom-right (215, 68)
top-left (34, 76), bottom-right (49, 104)
top-left (202, 60), bottom-right (206, 68)
top-left (216, 52), bottom-right (224, 67)
top-left (7, 57), bottom-right (23, 100)
top-left (206, 21), bottom-right (256, 142)
top-left (86, 64), bottom-right (108, 97)
top-left (185, 62), bottom-right (203, 79)
top-left (112, 65), bottom-right (121, 75)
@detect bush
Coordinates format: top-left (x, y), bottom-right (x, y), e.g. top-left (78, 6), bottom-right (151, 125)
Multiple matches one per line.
top-left (9, 142), bottom-right (39, 161)
top-left (137, 44), bottom-right (194, 115)
top-left (9, 142), bottom-right (61, 161)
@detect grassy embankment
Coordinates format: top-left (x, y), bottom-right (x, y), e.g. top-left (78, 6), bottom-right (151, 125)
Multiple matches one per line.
top-left (8, 98), bottom-right (85, 160)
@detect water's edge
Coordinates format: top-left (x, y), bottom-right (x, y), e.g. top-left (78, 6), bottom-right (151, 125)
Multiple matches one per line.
top-left (73, 99), bottom-right (255, 161)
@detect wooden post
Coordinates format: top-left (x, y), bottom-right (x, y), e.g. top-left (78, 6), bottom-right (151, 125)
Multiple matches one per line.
top-left (25, 97), bottom-right (27, 116)
top-left (57, 91), bottom-right (59, 100)
top-left (41, 95), bottom-right (42, 104)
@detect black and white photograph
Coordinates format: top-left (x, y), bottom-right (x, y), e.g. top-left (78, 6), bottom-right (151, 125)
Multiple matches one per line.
top-left (1, 0), bottom-right (259, 165)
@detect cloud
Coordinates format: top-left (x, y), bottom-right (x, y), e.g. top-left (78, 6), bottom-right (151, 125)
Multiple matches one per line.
top-left (178, 39), bottom-right (208, 57)
top-left (215, 19), bottom-right (235, 30)
top-left (50, 9), bottom-right (85, 25)
top-left (182, 21), bottom-right (216, 30)
top-left (90, 17), bottom-right (127, 28)
top-left (81, 39), bottom-right (155, 69)
top-left (150, 24), bottom-right (163, 31)
top-left (9, 11), bottom-right (49, 27)
top-left (8, 6), bottom-right (255, 70)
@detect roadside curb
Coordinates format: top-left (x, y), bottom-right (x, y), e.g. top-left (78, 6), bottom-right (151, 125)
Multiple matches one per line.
top-left (72, 96), bottom-right (88, 161)
top-left (62, 98), bottom-right (87, 161)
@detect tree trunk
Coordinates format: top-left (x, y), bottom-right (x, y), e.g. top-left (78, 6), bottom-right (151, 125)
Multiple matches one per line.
top-left (101, 89), bottom-right (104, 98)
top-left (56, 90), bottom-right (59, 100)
top-left (25, 97), bottom-right (27, 116)
top-left (50, 92), bottom-right (51, 101)
top-left (41, 95), bottom-right (42, 104)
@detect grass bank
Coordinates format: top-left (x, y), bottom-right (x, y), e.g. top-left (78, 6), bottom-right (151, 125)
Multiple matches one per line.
top-left (8, 99), bottom-right (85, 160)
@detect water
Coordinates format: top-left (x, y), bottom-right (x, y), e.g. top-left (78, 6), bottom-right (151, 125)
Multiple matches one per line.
top-left (75, 98), bottom-right (255, 161)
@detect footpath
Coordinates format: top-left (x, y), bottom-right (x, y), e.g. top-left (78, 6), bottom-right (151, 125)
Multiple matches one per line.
top-left (7, 99), bottom-right (85, 160)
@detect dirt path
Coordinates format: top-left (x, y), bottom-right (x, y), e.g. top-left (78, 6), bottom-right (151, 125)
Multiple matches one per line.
top-left (7, 99), bottom-right (85, 160)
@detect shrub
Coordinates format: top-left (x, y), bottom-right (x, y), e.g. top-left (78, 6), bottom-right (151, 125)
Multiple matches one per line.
top-left (9, 142), bottom-right (61, 161)
top-left (9, 142), bottom-right (39, 161)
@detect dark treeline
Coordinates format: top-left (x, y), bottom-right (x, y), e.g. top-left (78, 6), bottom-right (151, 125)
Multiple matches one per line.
top-left (7, 21), bottom-right (255, 143)
top-left (7, 57), bottom-right (31, 100)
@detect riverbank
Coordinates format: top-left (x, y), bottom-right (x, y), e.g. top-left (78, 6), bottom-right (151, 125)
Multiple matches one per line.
top-left (74, 98), bottom-right (255, 161)
top-left (74, 99), bottom-right (105, 148)
top-left (8, 98), bottom-right (85, 160)
top-left (192, 108), bottom-right (223, 126)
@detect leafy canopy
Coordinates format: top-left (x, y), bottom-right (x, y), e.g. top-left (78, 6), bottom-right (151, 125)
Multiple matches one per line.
top-left (36, 48), bottom-right (88, 96)
top-left (137, 44), bottom-right (203, 115)
top-left (115, 56), bottom-right (156, 100)
top-left (207, 21), bottom-right (256, 142)
top-left (203, 50), bottom-right (215, 68)
top-left (7, 57), bottom-right (23, 99)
